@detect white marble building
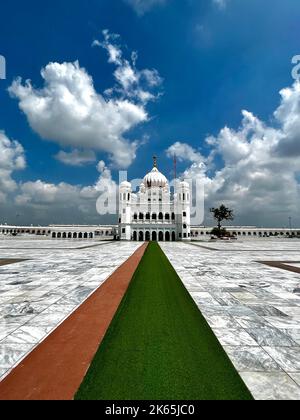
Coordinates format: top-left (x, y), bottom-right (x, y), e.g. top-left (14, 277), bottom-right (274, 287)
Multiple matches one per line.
top-left (118, 160), bottom-right (191, 242)
top-left (0, 160), bottom-right (299, 241)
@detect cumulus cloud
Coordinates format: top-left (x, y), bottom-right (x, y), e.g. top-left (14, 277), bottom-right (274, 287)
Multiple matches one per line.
top-left (124, 0), bottom-right (167, 15)
top-left (167, 81), bottom-right (300, 227)
top-left (14, 160), bottom-right (118, 225)
top-left (0, 131), bottom-right (26, 203)
top-left (167, 141), bottom-right (205, 164)
top-left (55, 149), bottom-right (96, 166)
top-left (9, 31), bottom-right (162, 169)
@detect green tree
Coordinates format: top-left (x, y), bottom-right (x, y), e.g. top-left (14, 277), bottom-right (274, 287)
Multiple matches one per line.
top-left (210, 205), bottom-right (234, 237)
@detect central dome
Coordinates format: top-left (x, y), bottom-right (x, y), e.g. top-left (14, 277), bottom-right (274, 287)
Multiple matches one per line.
top-left (143, 166), bottom-right (168, 189)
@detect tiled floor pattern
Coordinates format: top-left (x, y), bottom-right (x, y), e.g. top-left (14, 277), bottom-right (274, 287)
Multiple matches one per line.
top-left (161, 240), bottom-right (300, 400)
top-left (0, 239), bottom-right (139, 380)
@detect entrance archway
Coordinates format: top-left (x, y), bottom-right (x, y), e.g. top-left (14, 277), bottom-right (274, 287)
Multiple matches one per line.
top-left (152, 231), bottom-right (157, 241)
top-left (172, 232), bottom-right (176, 242)
top-left (159, 231), bottom-right (164, 242)
top-left (139, 231), bottom-right (144, 242)
top-left (133, 231), bottom-right (137, 241)
top-left (165, 232), bottom-right (170, 242)
top-left (145, 231), bottom-right (151, 241)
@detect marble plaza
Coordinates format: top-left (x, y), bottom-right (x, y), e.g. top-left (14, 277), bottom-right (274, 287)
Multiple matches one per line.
top-left (161, 240), bottom-right (300, 400)
top-left (0, 238), bottom-right (139, 380)
top-left (1, 236), bottom-right (300, 400)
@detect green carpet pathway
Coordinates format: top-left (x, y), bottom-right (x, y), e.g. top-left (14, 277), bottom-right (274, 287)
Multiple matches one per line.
top-left (75, 242), bottom-right (253, 400)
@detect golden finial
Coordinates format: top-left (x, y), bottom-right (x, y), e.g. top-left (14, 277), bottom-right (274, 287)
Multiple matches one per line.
top-left (153, 155), bottom-right (157, 168)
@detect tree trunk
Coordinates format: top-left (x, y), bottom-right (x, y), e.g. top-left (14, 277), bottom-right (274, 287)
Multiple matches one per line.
top-left (218, 220), bottom-right (221, 237)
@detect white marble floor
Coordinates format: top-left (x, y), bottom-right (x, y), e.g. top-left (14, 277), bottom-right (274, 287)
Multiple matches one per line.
top-left (161, 240), bottom-right (300, 400)
top-left (0, 238), bottom-right (140, 380)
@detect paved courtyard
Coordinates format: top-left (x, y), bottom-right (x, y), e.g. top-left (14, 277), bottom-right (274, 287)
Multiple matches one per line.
top-left (0, 238), bottom-right (139, 381)
top-left (1, 237), bottom-right (300, 400)
top-left (161, 240), bottom-right (300, 400)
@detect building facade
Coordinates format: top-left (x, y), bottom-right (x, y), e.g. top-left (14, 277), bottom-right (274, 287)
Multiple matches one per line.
top-left (1, 161), bottom-right (299, 242)
top-left (118, 160), bottom-right (191, 242)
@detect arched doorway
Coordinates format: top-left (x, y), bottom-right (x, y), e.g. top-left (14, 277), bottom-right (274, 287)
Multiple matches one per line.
top-left (145, 231), bottom-right (151, 241)
top-left (52, 232), bottom-right (56, 238)
top-left (159, 231), bottom-right (164, 242)
top-left (62, 232), bottom-right (67, 239)
top-left (165, 232), bottom-right (170, 242)
top-left (57, 232), bottom-right (61, 239)
top-left (84, 232), bottom-right (88, 239)
top-left (79, 233), bottom-right (83, 239)
top-left (73, 232), bottom-right (77, 239)
top-left (152, 231), bottom-right (157, 241)
top-left (139, 231), bottom-right (144, 241)
top-left (68, 232), bottom-right (72, 239)
top-left (89, 232), bottom-right (94, 239)
top-left (172, 232), bottom-right (176, 242)
top-left (133, 231), bottom-right (137, 241)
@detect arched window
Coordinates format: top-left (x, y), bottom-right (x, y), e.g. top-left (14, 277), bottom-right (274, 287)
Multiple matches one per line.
top-left (152, 213), bottom-right (157, 221)
top-left (73, 232), bottom-right (77, 239)
top-left (159, 212), bottom-right (163, 220)
top-left (134, 213), bottom-right (138, 220)
top-left (172, 213), bottom-right (175, 221)
top-left (139, 213), bottom-right (144, 220)
top-left (146, 212), bottom-right (150, 220)
top-left (165, 213), bottom-right (170, 221)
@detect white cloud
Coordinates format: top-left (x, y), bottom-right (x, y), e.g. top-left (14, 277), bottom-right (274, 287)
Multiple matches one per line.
top-left (167, 81), bottom-right (300, 227)
top-left (14, 160), bottom-right (118, 224)
top-left (0, 131), bottom-right (26, 202)
top-left (167, 141), bottom-right (205, 164)
top-left (9, 31), bottom-right (162, 169)
top-left (212, 0), bottom-right (228, 10)
top-left (9, 61), bottom-right (145, 168)
top-left (125, 0), bottom-right (166, 15)
top-left (98, 30), bottom-right (162, 102)
top-left (55, 149), bottom-right (96, 166)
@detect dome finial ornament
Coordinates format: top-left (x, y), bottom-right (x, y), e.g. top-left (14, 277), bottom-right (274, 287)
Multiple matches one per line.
top-left (153, 155), bottom-right (157, 168)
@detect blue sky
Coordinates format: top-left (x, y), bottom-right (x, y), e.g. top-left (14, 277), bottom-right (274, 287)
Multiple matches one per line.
top-left (1, 0), bottom-right (300, 226)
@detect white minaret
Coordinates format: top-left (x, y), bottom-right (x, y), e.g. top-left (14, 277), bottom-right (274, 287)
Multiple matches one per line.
top-left (177, 181), bottom-right (191, 241)
top-left (119, 181), bottom-right (132, 241)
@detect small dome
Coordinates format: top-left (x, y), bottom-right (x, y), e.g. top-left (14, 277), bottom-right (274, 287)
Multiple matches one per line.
top-left (180, 181), bottom-right (190, 188)
top-left (143, 167), bottom-right (168, 189)
top-left (120, 181), bottom-right (131, 189)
